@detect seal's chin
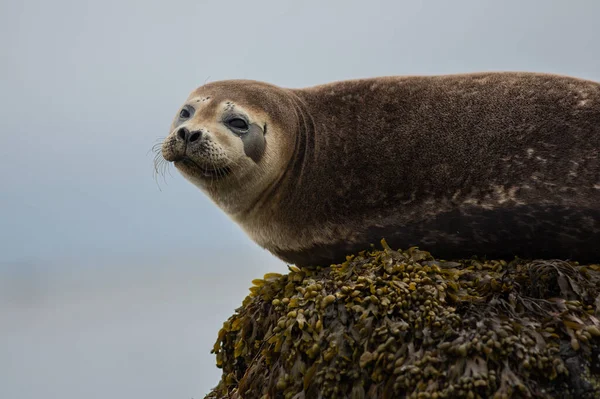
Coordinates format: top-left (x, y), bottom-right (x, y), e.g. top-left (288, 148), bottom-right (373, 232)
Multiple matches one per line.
top-left (174, 156), bottom-right (231, 179)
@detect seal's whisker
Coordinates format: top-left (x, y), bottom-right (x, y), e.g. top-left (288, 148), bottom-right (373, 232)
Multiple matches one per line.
top-left (149, 139), bottom-right (166, 156)
top-left (211, 157), bottom-right (221, 187)
top-left (204, 155), bottom-right (215, 188)
top-left (151, 144), bottom-right (173, 190)
top-left (223, 154), bottom-right (243, 186)
top-left (153, 154), bottom-right (166, 176)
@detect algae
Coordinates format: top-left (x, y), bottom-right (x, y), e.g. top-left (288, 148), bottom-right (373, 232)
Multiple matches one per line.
top-left (205, 241), bottom-right (600, 398)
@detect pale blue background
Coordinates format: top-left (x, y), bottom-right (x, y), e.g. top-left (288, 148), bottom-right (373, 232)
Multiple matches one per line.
top-left (1, 0), bottom-right (599, 398)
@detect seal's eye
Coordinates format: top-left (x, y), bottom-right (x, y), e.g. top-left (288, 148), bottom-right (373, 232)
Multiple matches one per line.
top-left (228, 118), bottom-right (249, 130)
top-left (180, 108), bottom-right (190, 119)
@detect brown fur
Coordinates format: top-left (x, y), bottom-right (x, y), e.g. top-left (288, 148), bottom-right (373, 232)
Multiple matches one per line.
top-left (162, 72), bottom-right (600, 266)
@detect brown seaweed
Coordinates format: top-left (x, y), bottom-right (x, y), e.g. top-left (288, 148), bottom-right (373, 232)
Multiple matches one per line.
top-left (205, 241), bottom-right (600, 399)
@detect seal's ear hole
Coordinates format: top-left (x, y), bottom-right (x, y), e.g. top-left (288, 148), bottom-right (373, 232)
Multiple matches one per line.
top-left (263, 124), bottom-right (267, 135)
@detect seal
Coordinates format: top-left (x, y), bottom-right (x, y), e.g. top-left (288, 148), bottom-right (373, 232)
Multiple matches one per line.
top-left (159, 72), bottom-right (600, 266)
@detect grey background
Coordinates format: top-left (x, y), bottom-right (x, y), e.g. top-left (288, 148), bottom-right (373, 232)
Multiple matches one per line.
top-left (1, 0), bottom-right (599, 397)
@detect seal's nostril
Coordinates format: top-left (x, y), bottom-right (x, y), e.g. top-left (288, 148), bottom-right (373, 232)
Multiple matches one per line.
top-left (177, 127), bottom-right (188, 141)
top-left (189, 132), bottom-right (201, 143)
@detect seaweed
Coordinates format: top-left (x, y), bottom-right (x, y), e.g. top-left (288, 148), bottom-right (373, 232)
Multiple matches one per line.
top-left (205, 240), bottom-right (600, 398)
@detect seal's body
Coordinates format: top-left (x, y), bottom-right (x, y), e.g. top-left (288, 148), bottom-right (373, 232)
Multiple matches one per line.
top-left (161, 73), bottom-right (600, 266)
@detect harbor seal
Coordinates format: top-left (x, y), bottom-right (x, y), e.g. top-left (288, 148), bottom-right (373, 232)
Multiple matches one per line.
top-left (159, 72), bottom-right (600, 266)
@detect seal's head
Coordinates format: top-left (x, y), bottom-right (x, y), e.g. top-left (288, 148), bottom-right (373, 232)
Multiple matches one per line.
top-left (161, 80), bottom-right (297, 215)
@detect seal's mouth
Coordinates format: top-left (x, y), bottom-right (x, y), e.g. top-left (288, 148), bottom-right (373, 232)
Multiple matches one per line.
top-left (174, 156), bottom-right (231, 179)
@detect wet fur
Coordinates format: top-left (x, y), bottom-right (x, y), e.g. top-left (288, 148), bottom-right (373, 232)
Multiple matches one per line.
top-left (165, 72), bottom-right (600, 266)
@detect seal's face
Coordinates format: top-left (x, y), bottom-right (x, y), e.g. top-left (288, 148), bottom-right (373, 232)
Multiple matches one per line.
top-left (162, 95), bottom-right (266, 181)
top-left (161, 81), bottom-right (294, 214)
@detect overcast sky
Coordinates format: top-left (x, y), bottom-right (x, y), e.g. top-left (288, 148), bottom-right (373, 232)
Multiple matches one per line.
top-left (1, 0), bottom-right (600, 398)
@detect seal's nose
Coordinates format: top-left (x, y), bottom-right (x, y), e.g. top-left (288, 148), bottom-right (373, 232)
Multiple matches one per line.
top-left (176, 127), bottom-right (202, 143)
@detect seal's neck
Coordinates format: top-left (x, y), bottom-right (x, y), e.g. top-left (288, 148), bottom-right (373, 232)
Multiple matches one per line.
top-left (286, 90), bottom-right (317, 186)
top-left (235, 91), bottom-right (317, 219)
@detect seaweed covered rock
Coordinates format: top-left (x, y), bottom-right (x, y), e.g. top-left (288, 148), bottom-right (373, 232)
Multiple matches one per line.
top-left (205, 241), bottom-right (600, 399)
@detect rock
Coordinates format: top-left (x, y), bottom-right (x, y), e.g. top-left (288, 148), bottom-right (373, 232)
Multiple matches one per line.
top-left (205, 240), bottom-right (600, 399)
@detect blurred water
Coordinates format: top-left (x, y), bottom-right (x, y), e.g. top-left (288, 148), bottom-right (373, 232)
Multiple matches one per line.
top-left (0, 253), bottom-right (285, 398)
